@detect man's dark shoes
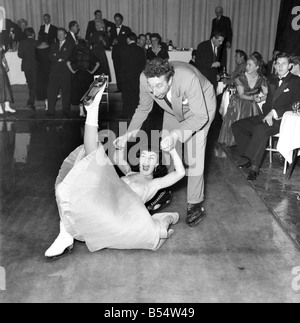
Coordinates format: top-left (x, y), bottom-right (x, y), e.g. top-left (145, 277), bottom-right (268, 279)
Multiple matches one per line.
top-left (146, 190), bottom-right (172, 215)
top-left (238, 157), bottom-right (251, 169)
top-left (186, 203), bottom-right (206, 228)
top-left (247, 170), bottom-right (258, 181)
top-left (27, 104), bottom-right (36, 111)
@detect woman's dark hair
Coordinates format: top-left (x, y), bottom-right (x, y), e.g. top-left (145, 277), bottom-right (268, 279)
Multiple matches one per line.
top-left (144, 58), bottom-right (175, 81)
top-left (131, 147), bottom-right (168, 179)
top-left (291, 56), bottom-right (300, 66)
top-left (150, 33), bottom-right (162, 44)
top-left (249, 52), bottom-right (266, 75)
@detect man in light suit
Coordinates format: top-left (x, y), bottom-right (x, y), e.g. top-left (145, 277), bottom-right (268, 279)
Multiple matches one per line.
top-left (38, 14), bottom-right (58, 44)
top-left (232, 53), bottom-right (300, 181)
top-left (114, 59), bottom-right (216, 227)
top-left (195, 31), bottom-right (225, 89)
top-left (211, 6), bottom-right (233, 69)
top-left (109, 13), bottom-right (131, 92)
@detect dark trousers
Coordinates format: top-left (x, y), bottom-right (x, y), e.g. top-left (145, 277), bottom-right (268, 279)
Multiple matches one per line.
top-left (232, 115), bottom-right (281, 168)
top-left (47, 71), bottom-right (71, 115)
top-left (113, 55), bottom-right (122, 91)
top-left (24, 69), bottom-right (37, 106)
top-left (122, 83), bottom-right (139, 118)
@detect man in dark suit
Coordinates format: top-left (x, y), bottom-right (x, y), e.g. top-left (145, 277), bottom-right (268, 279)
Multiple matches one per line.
top-left (18, 28), bottom-right (39, 110)
top-left (109, 13), bottom-right (131, 92)
top-left (232, 53), bottom-right (300, 181)
top-left (66, 21), bottom-right (80, 46)
top-left (120, 32), bottom-right (146, 118)
top-left (85, 10), bottom-right (114, 41)
top-left (211, 6), bottom-right (233, 69)
top-left (38, 14), bottom-right (58, 44)
top-left (195, 31), bottom-right (225, 89)
top-left (47, 28), bottom-right (75, 117)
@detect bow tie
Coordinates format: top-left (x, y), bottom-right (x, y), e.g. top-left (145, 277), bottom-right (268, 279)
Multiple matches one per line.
top-left (278, 76), bottom-right (286, 82)
top-left (117, 26), bottom-right (121, 29)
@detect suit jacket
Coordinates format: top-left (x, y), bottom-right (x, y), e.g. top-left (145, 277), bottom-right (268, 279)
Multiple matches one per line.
top-left (85, 19), bottom-right (114, 41)
top-left (211, 16), bottom-right (233, 43)
top-left (127, 61), bottom-right (216, 143)
top-left (38, 24), bottom-right (58, 44)
top-left (109, 25), bottom-right (132, 59)
top-left (18, 38), bottom-right (39, 71)
top-left (48, 40), bottom-right (75, 74)
top-left (195, 40), bottom-right (221, 88)
top-left (66, 32), bottom-right (78, 46)
top-left (262, 72), bottom-right (300, 118)
top-left (120, 43), bottom-right (146, 86)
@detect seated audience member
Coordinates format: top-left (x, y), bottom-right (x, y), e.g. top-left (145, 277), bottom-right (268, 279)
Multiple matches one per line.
top-left (189, 50), bottom-right (197, 67)
top-left (291, 56), bottom-right (300, 77)
top-left (223, 49), bottom-right (247, 85)
top-left (120, 32), bottom-right (146, 118)
top-left (18, 27), bottom-right (39, 111)
top-left (232, 53), bottom-right (300, 181)
top-left (67, 21), bottom-right (80, 45)
top-left (88, 21), bottom-right (111, 79)
top-left (38, 14), bottom-right (58, 45)
top-left (251, 51), bottom-right (267, 76)
top-left (47, 28), bottom-right (75, 118)
top-left (85, 10), bottom-right (114, 41)
top-left (36, 33), bottom-right (51, 110)
top-left (17, 19), bottom-right (28, 42)
top-left (266, 49), bottom-right (280, 79)
top-left (67, 39), bottom-right (100, 117)
top-left (146, 33), bottom-right (169, 61)
top-left (218, 53), bottom-right (268, 146)
top-left (195, 31), bottom-right (225, 89)
top-left (137, 34), bottom-right (147, 53)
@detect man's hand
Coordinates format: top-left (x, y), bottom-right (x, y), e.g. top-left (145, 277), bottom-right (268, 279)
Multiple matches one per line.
top-left (212, 62), bottom-right (221, 68)
top-left (263, 112), bottom-right (274, 127)
top-left (114, 133), bottom-right (131, 150)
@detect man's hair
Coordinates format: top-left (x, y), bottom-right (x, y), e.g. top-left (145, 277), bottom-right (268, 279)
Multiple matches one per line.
top-left (25, 27), bottom-right (35, 38)
top-left (114, 13), bottom-right (124, 20)
top-left (235, 49), bottom-right (248, 62)
top-left (57, 27), bottom-right (67, 35)
top-left (146, 32), bottom-right (151, 37)
top-left (43, 14), bottom-right (50, 19)
top-left (144, 58), bottom-right (175, 81)
top-left (69, 21), bottom-right (78, 30)
top-left (276, 53), bottom-right (292, 63)
top-left (138, 34), bottom-right (146, 39)
top-left (211, 30), bottom-right (225, 39)
top-left (128, 32), bottom-right (137, 43)
top-left (291, 56), bottom-right (300, 66)
top-left (94, 10), bottom-right (102, 16)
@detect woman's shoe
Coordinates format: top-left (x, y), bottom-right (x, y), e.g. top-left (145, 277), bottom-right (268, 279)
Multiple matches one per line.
top-left (81, 76), bottom-right (107, 107)
top-left (146, 190), bottom-right (173, 215)
top-left (5, 107), bottom-right (16, 114)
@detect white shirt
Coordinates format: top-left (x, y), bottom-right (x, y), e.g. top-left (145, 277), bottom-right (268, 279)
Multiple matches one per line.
top-left (44, 23), bottom-right (51, 34)
top-left (272, 71), bottom-right (290, 119)
top-left (0, 18), bottom-right (4, 32)
top-left (211, 40), bottom-right (217, 57)
top-left (70, 31), bottom-right (77, 42)
top-left (59, 40), bottom-right (66, 50)
top-left (116, 25), bottom-right (122, 35)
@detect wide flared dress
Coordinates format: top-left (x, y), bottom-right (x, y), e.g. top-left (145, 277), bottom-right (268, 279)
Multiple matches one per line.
top-left (218, 74), bottom-right (268, 147)
top-left (55, 143), bottom-right (177, 252)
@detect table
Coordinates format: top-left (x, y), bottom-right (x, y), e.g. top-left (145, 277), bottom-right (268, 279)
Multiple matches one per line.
top-left (5, 51), bottom-right (26, 85)
top-left (5, 49), bottom-right (193, 86)
top-left (277, 111), bottom-right (300, 179)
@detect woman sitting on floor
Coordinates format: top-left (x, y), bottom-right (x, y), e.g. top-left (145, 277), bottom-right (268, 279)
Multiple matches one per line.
top-left (218, 53), bottom-right (268, 147)
top-left (45, 84), bottom-right (186, 260)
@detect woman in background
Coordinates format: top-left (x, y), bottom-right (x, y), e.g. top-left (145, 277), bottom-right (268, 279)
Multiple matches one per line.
top-left (146, 33), bottom-right (169, 61)
top-left (218, 53), bottom-right (268, 147)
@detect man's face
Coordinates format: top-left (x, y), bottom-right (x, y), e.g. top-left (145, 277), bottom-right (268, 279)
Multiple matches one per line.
top-left (291, 63), bottom-right (300, 76)
top-left (114, 17), bottom-right (123, 27)
top-left (43, 15), bottom-right (51, 25)
top-left (147, 75), bottom-right (173, 100)
top-left (235, 53), bottom-right (243, 66)
top-left (95, 12), bottom-right (102, 20)
top-left (275, 57), bottom-right (291, 77)
top-left (138, 36), bottom-right (146, 48)
top-left (57, 30), bottom-right (66, 41)
top-left (72, 23), bottom-right (80, 34)
top-left (212, 36), bottom-right (224, 48)
top-left (215, 7), bottom-right (223, 19)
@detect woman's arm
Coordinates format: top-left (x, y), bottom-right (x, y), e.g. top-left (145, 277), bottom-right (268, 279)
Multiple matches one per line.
top-left (113, 148), bottom-right (132, 175)
top-left (66, 61), bottom-right (78, 74)
top-left (237, 85), bottom-right (255, 101)
top-left (88, 62), bottom-right (100, 75)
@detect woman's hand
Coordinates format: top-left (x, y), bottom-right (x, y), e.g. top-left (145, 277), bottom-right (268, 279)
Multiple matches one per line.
top-left (161, 132), bottom-right (179, 152)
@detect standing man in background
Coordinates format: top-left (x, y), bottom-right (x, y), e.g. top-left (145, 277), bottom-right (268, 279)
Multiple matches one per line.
top-left (211, 6), bottom-right (232, 70)
top-left (109, 13), bottom-right (131, 92)
top-left (38, 14), bottom-right (58, 45)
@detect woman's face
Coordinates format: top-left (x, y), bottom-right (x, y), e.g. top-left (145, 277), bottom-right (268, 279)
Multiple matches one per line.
top-left (151, 37), bottom-right (159, 47)
top-left (20, 22), bottom-right (27, 31)
top-left (95, 22), bottom-right (102, 31)
top-left (246, 59), bottom-right (259, 74)
top-left (139, 151), bottom-right (159, 176)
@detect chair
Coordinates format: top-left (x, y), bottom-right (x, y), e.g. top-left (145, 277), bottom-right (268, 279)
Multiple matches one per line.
top-left (94, 75), bottom-right (109, 112)
top-left (266, 134), bottom-right (288, 175)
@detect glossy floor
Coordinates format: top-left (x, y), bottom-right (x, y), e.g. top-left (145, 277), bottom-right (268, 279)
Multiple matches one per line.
top-left (0, 88), bottom-right (300, 303)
